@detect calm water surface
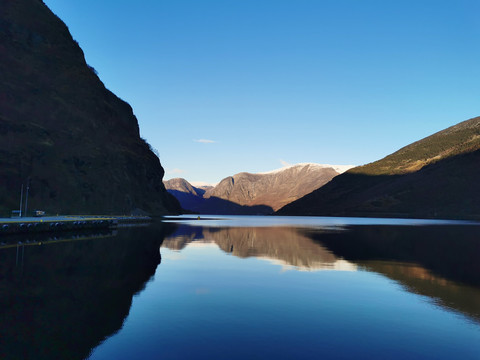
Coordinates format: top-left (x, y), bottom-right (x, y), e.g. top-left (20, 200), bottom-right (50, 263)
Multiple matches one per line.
top-left (1, 216), bottom-right (480, 359)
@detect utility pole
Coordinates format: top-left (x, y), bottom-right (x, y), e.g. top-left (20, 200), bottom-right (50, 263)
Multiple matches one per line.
top-left (24, 180), bottom-right (30, 218)
top-left (19, 184), bottom-right (24, 217)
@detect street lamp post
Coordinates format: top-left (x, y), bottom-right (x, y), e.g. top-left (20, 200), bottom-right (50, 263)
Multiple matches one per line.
top-left (19, 184), bottom-right (24, 217)
top-left (24, 180), bottom-right (30, 217)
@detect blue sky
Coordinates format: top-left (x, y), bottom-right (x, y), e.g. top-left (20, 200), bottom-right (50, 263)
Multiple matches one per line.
top-left (44, 0), bottom-right (480, 184)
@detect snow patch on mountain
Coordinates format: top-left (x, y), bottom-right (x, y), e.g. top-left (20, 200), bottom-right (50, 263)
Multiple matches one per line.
top-left (259, 163), bottom-right (355, 175)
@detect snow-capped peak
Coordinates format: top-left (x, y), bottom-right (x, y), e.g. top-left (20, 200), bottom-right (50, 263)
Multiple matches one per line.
top-left (259, 163), bottom-right (355, 175)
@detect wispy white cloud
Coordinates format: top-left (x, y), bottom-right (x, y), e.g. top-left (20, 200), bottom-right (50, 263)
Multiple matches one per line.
top-left (167, 168), bottom-right (186, 175)
top-left (280, 159), bottom-right (292, 167)
top-left (194, 139), bottom-right (216, 144)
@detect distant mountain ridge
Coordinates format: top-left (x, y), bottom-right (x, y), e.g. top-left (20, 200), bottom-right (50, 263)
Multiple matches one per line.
top-left (258, 163), bottom-right (353, 175)
top-left (164, 163), bottom-right (353, 214)
top-left (278, 116), bottom-right (480, 219)
top-left (163, 178), bottom-right (206, 197)
top-left (163, 178), bottom-right (207, 213)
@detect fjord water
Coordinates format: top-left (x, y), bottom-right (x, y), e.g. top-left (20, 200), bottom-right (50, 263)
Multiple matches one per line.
top-left (1, 217), bottom-right (480, 359)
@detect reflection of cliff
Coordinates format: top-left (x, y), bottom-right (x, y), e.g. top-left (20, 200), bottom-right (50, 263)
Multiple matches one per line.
top-left (162, 225), bottom-right (356, 271)
top-left (0, 224), bottom-right (169, 360)
top-left (164, 223), bottom-right (480, 323)
top-left (361, 261), bottom-right (480, 322)
top-left (161, 225), bottom-right (204, 250)
top-left (305, 225), bottom-right (480, 322)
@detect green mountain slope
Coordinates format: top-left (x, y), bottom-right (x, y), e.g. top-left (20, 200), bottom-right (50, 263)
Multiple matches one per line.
top-left (277, 116), bottom-right (480, 219)
top-left (0, 0), bottom-right (180, 215)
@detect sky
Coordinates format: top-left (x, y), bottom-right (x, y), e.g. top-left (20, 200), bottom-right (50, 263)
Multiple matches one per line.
top-left (43, 0), bottom-right (480, 185)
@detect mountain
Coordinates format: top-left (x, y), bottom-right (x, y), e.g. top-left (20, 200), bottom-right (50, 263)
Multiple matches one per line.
top-left (277, 116), bottom-right (480, 219)
top-left (163, 178), bottom-right (206, 196)
top-left (204, 163), bottom-right (350, 212)
top-left (164, 163), bottom-right (353, 214)
top-left (163, 178), bottom-right (207, 212)
top-left (0, 0), bottom-right (180, 215)
top-left (164, 177), bottom-right (271, 214)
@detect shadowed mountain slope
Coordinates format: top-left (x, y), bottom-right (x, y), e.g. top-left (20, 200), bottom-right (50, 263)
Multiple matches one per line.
top-left (278, 117), bottom-right (480, 219)
top-left (164, 178), bottom-right (206, 197)
top-left (163, 178), bottom-right (207, 213)
top-left (0, 0), bottom-right (180, 215)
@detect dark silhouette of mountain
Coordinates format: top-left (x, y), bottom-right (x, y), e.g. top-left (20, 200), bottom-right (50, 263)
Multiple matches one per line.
top-left (0, 0), bottom-right (180, 216)
top-left (0, 223), bottom-right (174, 360)
top-left (164, 164), bottom-right (351, 214)
top-left (278, 116), bottom-right (480, 219)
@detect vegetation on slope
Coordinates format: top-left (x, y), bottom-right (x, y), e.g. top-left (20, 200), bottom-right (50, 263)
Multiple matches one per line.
top-left (278, 117), bottom-right (480, 219)
top-left (352, 116), bottom-right (480, 175)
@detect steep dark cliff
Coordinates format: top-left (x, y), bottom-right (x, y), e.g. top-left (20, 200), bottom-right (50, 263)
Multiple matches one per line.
top-left (0, 0), bottom-right (180, 215)
top-left (278, 116), bottom-right (480, 219)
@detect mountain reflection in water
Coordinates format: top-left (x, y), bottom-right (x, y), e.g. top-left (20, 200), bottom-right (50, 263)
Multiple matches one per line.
top-left (165, 223), bottom-right (480, 324)
top-left (1, 219), bottom-right (479, 359)
top-left (0, 224), bottom-right (170, 360)
top-left (306, 225), bottom-right (480, 323)
top-left (162, 226), bottom-right (357, 271)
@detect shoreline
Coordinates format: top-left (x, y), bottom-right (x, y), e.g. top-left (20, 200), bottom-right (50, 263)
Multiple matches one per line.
top-left (0, 215), bottom-right (152, 235)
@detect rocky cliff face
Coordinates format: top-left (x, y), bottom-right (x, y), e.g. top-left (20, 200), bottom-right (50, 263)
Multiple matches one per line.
top-left (278, 116), bottom-right (480, 219)
top-left (0, 0), bottom-right (180, 215)
top-left (164, 163), bottom-right (349, 214)
top-left (204, 164), bottom-right (346, 212)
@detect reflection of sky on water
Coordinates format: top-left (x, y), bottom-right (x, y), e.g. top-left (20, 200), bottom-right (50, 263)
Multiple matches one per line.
top-left (258, 257), bottom-right (357, 272)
